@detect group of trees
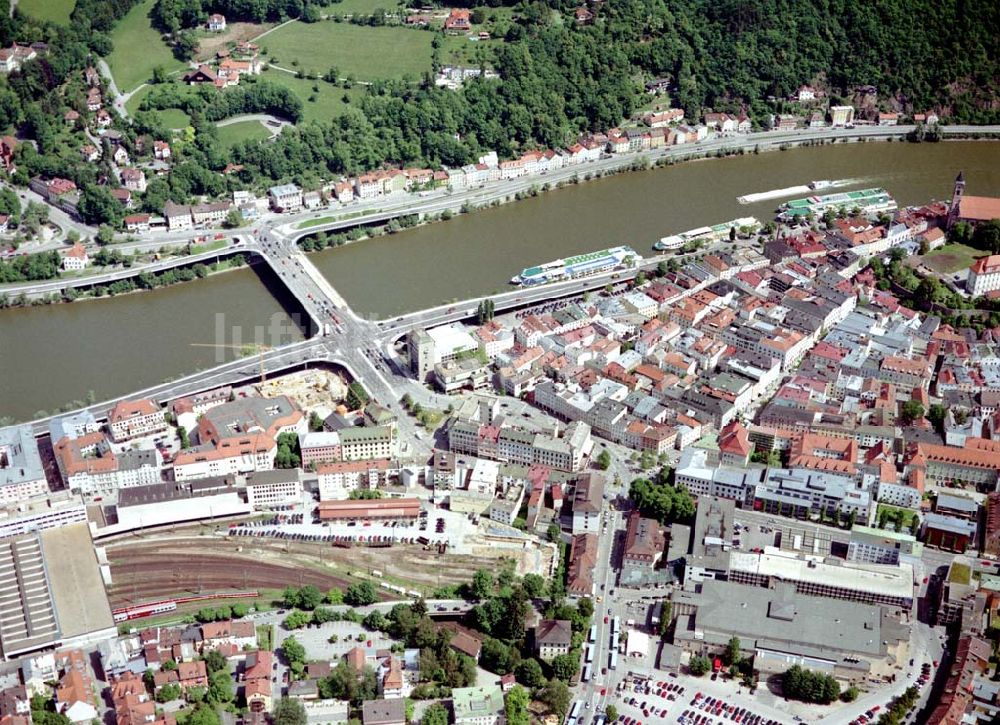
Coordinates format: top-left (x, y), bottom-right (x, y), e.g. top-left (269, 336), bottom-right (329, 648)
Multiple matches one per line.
top-left (152, 0), bottom-right (314, 32)
top-left (345, 381), bottom-right (370, 410)
top-left (194, 602), bottom-right (250, 622)
top-left (628, 468), bottom-right (696, 525)
top-left (950, 219), bottom-right (1000, 255)
top-left (782, 664), bottom-right (841, 704)
top-left (0, 250), bottom-right (61, 283)
top-left (275, 431), bottom-right (302, 468)
top-left (141, 80), bottom-right (304, 124)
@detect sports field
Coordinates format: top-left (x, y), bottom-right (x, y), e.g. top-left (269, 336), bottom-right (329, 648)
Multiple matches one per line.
top-left (18, 0), bottom-right (74, 24)
top-left (107, 0), bottom-right (185, 92)
top-left (263, 21), bottom-right (436, 80)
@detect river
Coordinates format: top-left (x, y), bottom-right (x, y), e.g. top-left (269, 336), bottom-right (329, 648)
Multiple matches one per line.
top-left (0, 269), bottom-right (303, 423)
top-left (313, 141), bottom-right (1000, 317)
top-left (3, 141), bottom-right (1000, 421)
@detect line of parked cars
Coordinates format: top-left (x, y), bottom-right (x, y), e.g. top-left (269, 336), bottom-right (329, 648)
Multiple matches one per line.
top-left (685, 693), bottom-right (783, 725)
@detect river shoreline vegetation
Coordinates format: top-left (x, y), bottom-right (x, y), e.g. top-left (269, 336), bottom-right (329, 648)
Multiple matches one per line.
top-left (0, 253), bottom-right (247, 309)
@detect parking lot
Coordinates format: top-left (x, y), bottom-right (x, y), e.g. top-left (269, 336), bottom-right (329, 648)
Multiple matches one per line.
top-left (609, 673), bottom-right (793, 725)
top-left (274, 619), bottom-right (398, 663)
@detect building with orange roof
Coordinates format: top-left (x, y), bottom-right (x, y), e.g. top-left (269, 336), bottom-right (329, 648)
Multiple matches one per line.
top-left (566, 532), bottom-right (598, 597)
top-left (968, 254), bottom-right (1000, 297)
top-left (718, 420), bottom-right (753, 466)
top-left (905, 438), bottom-right (1000, 489)
top-left (108, 398), bottom-right (166, 441)
top-left (54, 430), bottom-right (160, 497)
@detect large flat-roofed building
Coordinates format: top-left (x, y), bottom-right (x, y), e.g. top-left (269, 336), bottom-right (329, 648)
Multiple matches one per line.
top-left (317, 497), bottom-right (421, 523)
top-left (0, 533), bottom-right (59, 659)
top-left (97, 478), bottom-right (250, 536)
top-left (728, 549), bottom-right (914, 609)
top-left (0, 494), bottom-right (87, 540)
top-left (0, 523), bottom-right (116, 660)
top-left (682, 496), bottom-right (735, 584)
top-left (847, 525), bottom-right (922, 565)
top-left (451, 684), bottom-right (505, 725)
top-left (0, 425), bottom-right (48, 505)
top-left (672, 580), bottom-right (909, 682)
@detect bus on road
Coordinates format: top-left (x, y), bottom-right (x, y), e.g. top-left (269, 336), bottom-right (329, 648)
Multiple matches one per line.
top-left (609, 650), bottom-right (618, 670)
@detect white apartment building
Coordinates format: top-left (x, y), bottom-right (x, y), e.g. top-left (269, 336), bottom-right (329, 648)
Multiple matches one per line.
top-left (245, 471), bottom-right (302, 510)
top-left (338, 426), bottom-right (395, 461)
top-left (172, 438), bottom-right (277, 481)
top-left (968, 255), bottom-right (1000, 297)
top-left (54, 432), bottom-right (160, 498)
top-left (317, 459), bottom-right (393, 500)
top-left (268, 184), bottom-right (303, 212)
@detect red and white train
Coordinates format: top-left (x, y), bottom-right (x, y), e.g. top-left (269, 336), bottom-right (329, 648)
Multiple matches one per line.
top-left (112, 591), bottom-right (259, 623)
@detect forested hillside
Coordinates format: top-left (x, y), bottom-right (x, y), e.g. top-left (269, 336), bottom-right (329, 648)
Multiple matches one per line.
top-left (222, 0), bottom-right (1000, 183)
top-left (1, 0), bottom-right (999, 220)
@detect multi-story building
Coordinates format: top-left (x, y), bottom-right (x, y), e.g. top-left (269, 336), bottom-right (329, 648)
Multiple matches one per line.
top-left (488, 481), bottom-right (525, 526)
top-left (298, 431), bottom-right (342, 467)
top-left (566, 532), bottom-right (598, 597)
top-left (571, 472), bottom-right (604, 534)
top-left (967, 254), bottom-right (1000, 296)
top-left (245, 470), bottom-right (302, 509)
top-left (174, 395), bottom-right (305, 481)
top-left (451, 685), bottom-right (505, 725)
top-left (448, 419), bottom-right (592, 472)
top-left (0, 425), bottom-right (48, 505)
top-left (728, 550), bottom-right (914, 609)
top-left (338, 426), bottom-right (395, 461)
top-left (753, 468), bottom-right (871, 520)
top-left (267, 184), bottom-right (302, 212)
top-left (49, 412), bottom-right (100, 443)
top-left (847, 525), bottom-right (922, 565)
top-left (0, 494), bottom-right (87, 539)
top-left (108, 399), bottom-right (166, 442)
top-left (905, 439), bottom-right (1000, 489)
top-left (535, 619), bottom-right (572, 661)
top-left (54, 432), bottom-right (160, 498)
top-left (407, 329), bottom-right (436, 382)
top-left (620, 511), bottom-right (667, 587)
top-left (317, 459), bottom-right (393, 500)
